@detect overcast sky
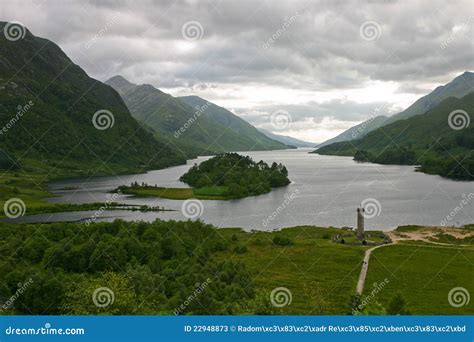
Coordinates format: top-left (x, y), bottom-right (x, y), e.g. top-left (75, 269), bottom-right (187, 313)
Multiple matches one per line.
top-left (1, 0), bottom-right (473, 143)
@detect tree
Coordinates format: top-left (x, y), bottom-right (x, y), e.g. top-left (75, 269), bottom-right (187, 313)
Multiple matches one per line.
top-left (62, 272), bottom-right (137, 315)
top-left (348, 294), bottom-right (362, 315)
top-left (387, 293), bottom-right (411, 315)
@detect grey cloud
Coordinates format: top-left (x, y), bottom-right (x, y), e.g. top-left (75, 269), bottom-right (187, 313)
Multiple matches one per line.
top-left (235, 99), bottom-right (400, 127)
top-left (5, 0), bottom-right (471, 88)
top-left (1, 0), bottom-right (472, 140)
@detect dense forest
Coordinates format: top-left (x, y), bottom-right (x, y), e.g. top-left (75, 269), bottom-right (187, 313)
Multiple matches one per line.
top-left (180, 153), bottom-right (290, 198)
top-left (0, 219), bottom-right (255, 315)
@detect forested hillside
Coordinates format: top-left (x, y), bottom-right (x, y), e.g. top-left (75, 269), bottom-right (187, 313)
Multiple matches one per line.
top-left (0, 22), bottom-right (185, 175)
top-left (315, 93), bottom-right (474, 180)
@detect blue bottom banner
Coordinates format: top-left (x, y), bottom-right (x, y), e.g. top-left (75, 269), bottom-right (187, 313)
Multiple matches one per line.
top-left (0, 316), bottom-right (472, 341)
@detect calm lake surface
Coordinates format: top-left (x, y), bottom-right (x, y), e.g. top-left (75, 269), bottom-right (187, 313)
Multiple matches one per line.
top-left (12, 149), bottom-right (474, 230)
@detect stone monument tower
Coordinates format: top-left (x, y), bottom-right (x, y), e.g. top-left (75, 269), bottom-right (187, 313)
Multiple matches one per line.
top-left (357, 207), bottom-right (365, 240)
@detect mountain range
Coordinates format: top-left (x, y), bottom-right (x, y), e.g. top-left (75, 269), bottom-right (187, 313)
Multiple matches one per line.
top-left (1, 21), bottom-right (472, 181)
top-left (105, 76), bottom-right (290, 157)
top-left (316, 116), bottom-right (388, 148)
top-left (0, 22), bottom-right (294, 176)
top-left (258, 129), bottom-right (315, 147)
top-left (316, 91), bottom-right (474, 180)
top-left (0, 22), bottom-right (184, 174)
top-left (317, 71), bottom-right (474, 147)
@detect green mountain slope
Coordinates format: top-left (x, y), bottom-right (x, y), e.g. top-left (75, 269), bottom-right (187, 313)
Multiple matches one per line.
top-left (383, 71), bottom-right (474, 126)
top-left (0, 22), bottom-right (185, 175)
top-left (315, 93), bottom-right (474, 180)
top-left (106, 76), bottom-right (289, 157)
top-left (177, 95), bottom-right (290, 150)
top-left (316, 71), bottom-right (474, 148)
top-left (316, 115), bottom-right (388, 148)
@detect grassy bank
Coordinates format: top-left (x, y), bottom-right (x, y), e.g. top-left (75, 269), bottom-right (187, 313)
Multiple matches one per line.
top-left (117, 185), bottom-right (239, 200)
top-left (0, 169), bottom-right (172, 219)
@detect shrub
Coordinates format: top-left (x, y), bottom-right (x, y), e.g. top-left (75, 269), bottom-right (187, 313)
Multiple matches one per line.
top-left (234, 245), bottom-right (247, 254)
top-left (272, 236), bottom-right (293, 246)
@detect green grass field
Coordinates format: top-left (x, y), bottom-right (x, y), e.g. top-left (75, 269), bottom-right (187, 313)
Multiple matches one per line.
top-left (215, 226), bottom-right (367, 314)
top-left (364, 243), bottom-right (474, 315)
top-left (118, 185), bottom-right (233, 200)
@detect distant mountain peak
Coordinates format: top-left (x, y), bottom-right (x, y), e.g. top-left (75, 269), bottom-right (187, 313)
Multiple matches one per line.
top-left (105, 78), bottom-right (290, 156)
top-left (459, 70), bottom-right (473, 77)
top-left (105, 75), bottom-right (138, 95)
top-left (107, 75), bottom-right (135, 86)
top-left (139, 83), bottom-right (163, 93)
